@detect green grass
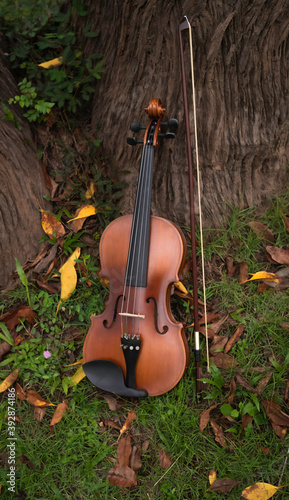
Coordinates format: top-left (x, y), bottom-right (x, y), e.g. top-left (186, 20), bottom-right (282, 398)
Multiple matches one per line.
top-left (1, 196), bottom-right (289, 499)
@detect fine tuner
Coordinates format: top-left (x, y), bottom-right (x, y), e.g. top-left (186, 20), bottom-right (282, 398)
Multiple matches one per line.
top-left (127, 117), bottom-right (178, 146)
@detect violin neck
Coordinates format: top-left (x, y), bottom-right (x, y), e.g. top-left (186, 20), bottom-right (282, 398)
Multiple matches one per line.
top-left (125, 143), bottom-right (155, 287)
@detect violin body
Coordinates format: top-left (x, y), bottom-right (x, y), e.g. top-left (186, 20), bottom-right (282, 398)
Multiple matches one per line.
top-left (83, 99), bottom-right (189, 397)
top-left (83, 214), bottom-right (189, 396)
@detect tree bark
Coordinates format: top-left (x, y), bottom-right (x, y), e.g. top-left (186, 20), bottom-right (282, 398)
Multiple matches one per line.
top-left (87, 0), bottom-right (289, 228)
top-left (0, 50), bottom-right (49, 288)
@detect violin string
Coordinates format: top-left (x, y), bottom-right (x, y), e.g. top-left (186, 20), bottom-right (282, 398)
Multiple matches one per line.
top-left (120, 142), bottom-right (149, 336)
top-left (188, 20), bottom-right (210, 372)
top-left (131, 141), bottom-right (153, 332)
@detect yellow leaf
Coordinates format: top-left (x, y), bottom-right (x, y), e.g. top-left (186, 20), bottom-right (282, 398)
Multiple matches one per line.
top-left (68, 205), bottom-right (97, 222)
top-left (26, 390), bottom-right (55, 407)
top-left (209, 470), bottom-right (217, 485)
top-left (40, 209), bottom-right (65, 240)
top-left (65, 358), bottom-right (84, 367)
top-left (39, 57), bottom-right (63, 68)
top-left (241, 482), bottom-right (282, 499)
top-left (57, 247), bottom-right (81, 312)
top-left (173, 281), bottom-right (188, 294)
top-left (245, 271), bottom-right (280, 284)
top-left (70, 365), bottom-right (86, 386)
top-left (0, 369), bottom-right (19, 393)
top-left (85, 182), bottom-right (96, 199)
top-left (50, 402), bottom-right (68, 426)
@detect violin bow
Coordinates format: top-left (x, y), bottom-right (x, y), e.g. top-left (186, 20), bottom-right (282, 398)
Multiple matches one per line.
top-left (179, 16), bottom-right (210, 396)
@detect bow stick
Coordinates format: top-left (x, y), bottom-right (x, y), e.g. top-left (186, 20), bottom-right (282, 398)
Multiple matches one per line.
top-left (179, 16), bottom-right (209, 396)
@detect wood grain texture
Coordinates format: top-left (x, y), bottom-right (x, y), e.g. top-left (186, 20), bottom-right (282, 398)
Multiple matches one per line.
top-left (86, 0), bottom-right (289, 227)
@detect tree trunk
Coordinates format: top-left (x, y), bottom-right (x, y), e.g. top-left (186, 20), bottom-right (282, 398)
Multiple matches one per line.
top-left (87, 0), bottom-right (289, 228)
top-left (0, 50), bottom-right (49, 288)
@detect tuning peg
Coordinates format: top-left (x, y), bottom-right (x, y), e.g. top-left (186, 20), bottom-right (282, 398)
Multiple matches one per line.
top-left (168, 118), bottom-right (178, 132)
top-left (164, 132), bottom-right (176, 139)
top-left (127, 137), bottom-right (143, 146)
top-left (130, 122), bottom-right (146, 133)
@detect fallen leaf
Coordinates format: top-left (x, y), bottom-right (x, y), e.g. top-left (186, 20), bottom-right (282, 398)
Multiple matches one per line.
top-left (173, 281), bottom-right (188, 294)
top-left (105, 420), bottom-right (121, 431)
top-left (50, 402), bottom-right (68, 426)
top-left (225, 325), bottom-right (245, 353)
top-left (117, 411), bottom-right (136, 441)
top-left (158, 446), bottom-right (171, 469)
top-left (199, 312), bottom-right (220, 325)
top-left (85, 182), bottom-right (96, 199)
top-left (18, 455), bottom-right (34, 470)
top-left (15, 383), bottom-right (27, 401)
top-left (26, 390), bottom-right (55, 407)
top-left (209, 477), bottom-right (241, 494)
top-left (200, 404), bottom-right (219, 434)
top-left (210, 335), bottom-right (228, 355)
top-left (117, 435), bottom-right (132, 466)
top-left (102, 394), bottom-right (122, 412)
top-left (40, 208), bottom-right (65, 240)
top-left (130, 445), bottom-right (142, 472)
top-left (57, 247), bottom-right (81, 312)
top-left (271, 423), bottom-right (286, 441)
top-left (210, 420), bottom-right (226, 447)
top-left (235, 373), bottom-right (255, 392)
top-left (239, 262), bottom-right (248, 283)
top-left (211, 353), bottom-right (239, 369)
top-left (68, 204), bottom-right (97, 232)
top-left (65, 358), bottom-right (84, 367)
top-left (255, 372), bottom-right (272, 395)
top-left (262, 399), bottom-right (289, 427)
top-left (0, 306), bottom-right (36, 331)
top-left (245, 271), bottom-right (280, 284)
top-left (226, 256), bottom-right (236, 276)
top-left (0, 369), bottom-right (19, 393)
top-left (199, 326), bottom-right (215, 339)
top-left (70, 365), bottom-right (86, 386)
top-left (34, 406), bottom-right (46, 422)
top-left (248, 221), bottom-right (275, 243)
top-left (266, 245), bottom-right (289, 266)
top-left (285, 379), bottom-right (289, 401)
top-left (107, 463), bottom-right (137, 488)
top-left (209, 314), bottom-right (229, 334)
top-left (228, 378), bottom-right (236, 404)
top-left (241, 482), bottom-right (282, 499)
top-left (142, 439), bottom-right (150, 452)
top-left (39, 56), bottom-right (63, 68)
top-left (240, 414), bottom-right (253, 437)
top-left (280, 211), bottom-right (289, 232)
top-left (209, 470), bottom-right (217, 485)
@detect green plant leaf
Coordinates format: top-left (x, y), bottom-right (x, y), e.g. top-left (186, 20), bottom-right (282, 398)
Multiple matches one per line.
top-left (0, 322), bottom-right (14, 346)
top-left (15, 258), bottom-right (28, 287)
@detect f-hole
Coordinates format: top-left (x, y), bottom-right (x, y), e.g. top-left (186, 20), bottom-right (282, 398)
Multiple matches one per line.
top-left (103, 295), bottom-right (124, 329)
top-left (146, 297), bottom-right (168, 335)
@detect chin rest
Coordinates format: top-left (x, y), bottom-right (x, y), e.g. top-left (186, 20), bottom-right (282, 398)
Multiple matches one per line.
top-left (83, 360), bottom-right (148, 398)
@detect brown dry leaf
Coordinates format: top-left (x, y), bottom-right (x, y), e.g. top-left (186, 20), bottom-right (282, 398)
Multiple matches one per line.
top-left (209, 478), bottom-right (241, 494)
top-left (18, 455), bottom-right (35, 470)
top-left (228, 378), bottom-right (236, 404)
top-left (0, 306), bottom-right (36, 331)
top-left (199, 312), bottom-right (220, 325)
top-left (158, 446), bottom-right (171, 469)
top-left (235, 373), bottom-right (255, 392)
top-left (105, 420), bottom-right (121, 431)
top-left (209, 314), bottom-right (229, 334)
top-left (15, 383), bottom-right (27, 401)
top-left (266, 245), bottom-right (289, 266)
top-left (102, 394), bottom-right (122, 412)
top-left (130, 445), bottom-right (142, 472)
top-left (281, 323), bottom-right (289, 330)
top-left (42, 164), bottom-right (58, 198)
top-left (211, 353), bottom-right (239, 369)
top-left (199, 326), bottom-right (215, 339)
top-left (241, 482), bottom-right (282, 499)
top-left (50, 402), bottom-right (68, 426)
top-left (210, 335), bottom-right (228, 355)
top-left (117, 411), bottom-right (136, 441)
top-left (281, 211), bottom-right (289, 232)
top-left (239, 262), bottom-right (248, 283)
top-left (226, 256), bottom-right (236, 276)
top-left (117, 435), bottom-right (132, 467)
top-left (0, 369), bottom-right (19, 393)
top-left (210, 420), bottom-right (226, 447)
top-left (262, 399), bottom-right (289, 427)
top-left (255, 372), bottom-right (272, 395)
top-left (199, 404), bottom-right (219, 434)
top-left (142, 439), bottom-right (150, 452)
top-left (225, 325), bottom-right (245, 353)
top-left (241, 414), bottom-right (253, 437)
top-left (271, 423), bottom-right (287, 441)
top-left (40, 209), bottom-right (65, 240)
top-left (248, 221), bottom-right (275, 243)
top-left (107, 463), bottom-right (137, 488)
top-left (26, 390), bottom-right (55, 407)
top-left (34, 406), bottom-right (46, 422)
top-left (285, 379), bottom-right (289, 401)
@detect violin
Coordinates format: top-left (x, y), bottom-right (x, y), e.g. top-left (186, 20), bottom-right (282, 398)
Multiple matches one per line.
top-left (83, 99), bottom-right (189, 397)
